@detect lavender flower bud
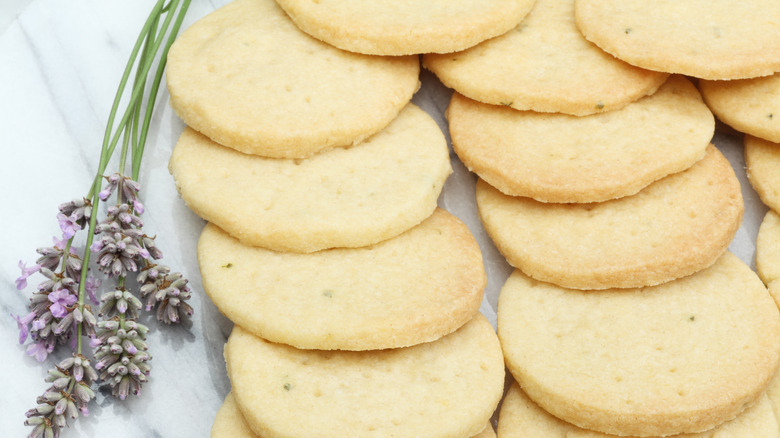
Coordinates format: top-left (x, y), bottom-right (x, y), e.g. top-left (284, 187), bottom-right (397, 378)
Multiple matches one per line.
top-left (43, 391), bottom-right (63, 402)
top-left (142, 237), bottom-right (163, 260)
top-left (54, 397), bottom-right (68, 416)
top-left (34, 404), bottom-right (54, 415)
top-left (57, 356), bottom-right (75, 371)
top-left (65, 257), bottom-right (82, 279)
top-left (53, 412), bottom-right (66, 429)
top-left (111, 259), bottom-right (124, 277)
top-left (122, 339), bottom-right (138, 355)
top-left (72, 307), bottom-right (83, 323)
top-left (73, 364), bottom-right (83, 382)
top-left (116, 299), bottom-right (128, 315)
top-left (110, 343), bottom-right (124, 355)
top-left (117, 376), bottom-right (130, 400)
top-left (82, 307), bottom-right (97, 327)
top-left (52, 377), bottom-right (70, 390)
top-left (28, 423), bottom-right (46, 438)
top-left (24, 416), bottom-right (44, 426)
top-left (66, 400), bottom-right (78, 419)
top-left (53, 313), bottom-right (74, 335)
top-left (73, 382), bottom-right (94, 403)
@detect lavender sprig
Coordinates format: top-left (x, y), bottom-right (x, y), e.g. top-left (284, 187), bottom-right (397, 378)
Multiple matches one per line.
top-left (12, 0), bottom-right (193, 436)
top-left (24, 354), bottom-right (97, 438)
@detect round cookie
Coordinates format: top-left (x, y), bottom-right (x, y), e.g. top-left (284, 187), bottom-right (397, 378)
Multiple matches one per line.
top-left (476, 145), bottom-right (743, 290)
top-left (211, 393), bottom-right (257, 438)
top-left (169, 103), bottom-right (452, 253)
top-left (198, 208), bottom-right (486, 350)
top-left (423, 0), bottom-right (667, 116)
top-left (225, 315), bottom-right (505, 438)
top-left (757, 210), bottom-right (780, 290)
top-left (699, 73), bottom-right (780, 143)
top-left (496, 382), bottom-right (577, 437)
top-left (273, 0), bottom-right (536, 56)
top-left (497, 382), bottom-right (780, 438)
top-left (497, 252), bottom-right (780, 437)
top-left (746, 135), bottom-right (780, 213)
top-left (575, 0), bottom-right (780, 80)
top-left (166, 0), bottom-right (420, 159)
top-left (212, 392), bottom-right (497, 438)
top-left (448, 75), bottom-right (713, 203)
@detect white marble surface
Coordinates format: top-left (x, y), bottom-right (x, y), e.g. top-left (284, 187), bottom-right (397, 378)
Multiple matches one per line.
top-left (0, 1), bottom-right (768, 437)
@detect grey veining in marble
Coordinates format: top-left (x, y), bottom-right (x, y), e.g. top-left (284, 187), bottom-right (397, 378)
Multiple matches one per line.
top-left (0, 1), bottom-right (767, 437)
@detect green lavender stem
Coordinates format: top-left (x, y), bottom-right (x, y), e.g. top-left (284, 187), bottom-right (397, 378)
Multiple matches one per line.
top-left (76, 0), bottom-right (191, 353)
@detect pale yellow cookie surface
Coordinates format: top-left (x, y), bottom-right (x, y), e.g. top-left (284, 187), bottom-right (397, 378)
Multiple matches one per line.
top-left (213, 392), bottom-right (495, 438)
top-left (497, 382), bottom-right (780, 438)
top-left (211, 393), bottom-right (256, 438)
top-left (476, 145), bottom-right (743, 290)
top-left (497, 382), bottom-right (576, 437)
top-left (226, 315), bottom-right (505, 438)
top-left (169, 103), bottom-right (451, 253)
top-left (424, 0), bottom-right (667, 116)
top-left (166, 0), bottom-right (420, 159)
top-left (198, 208), bottom-right (485, 350)
top-left (746, 135), bottom-right (780, 213)
top-left (497, 253), bottom-right (780, 437)
top-left (575, 0), bottom-right (780, 80)
top-left (474, 424), bottom-right (496, 438)
top-left (477, 145), bottom-right (742, 289)
top-left (700, 73), bottom-right (780, 143)
top-left (757, 210), bottom-right (780, 290)
top-left (449, 75), bottom-right (712, 203)
top-left (273, 0), bottom-right (535, 56)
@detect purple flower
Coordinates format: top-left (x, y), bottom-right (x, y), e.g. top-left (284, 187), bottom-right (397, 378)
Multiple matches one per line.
top-left (32, 319), bottom-right (45, 331)
top-left (57, 213), bottom-right (81, 240)
top-left (26, 341), bottom-right (50, 362)
top-left (16, 260), bottom-right (41, 290)
top-left (12, 312), bottom-right (36, 343)
top-left (132, 199), bottom-right (144, 215)
top-left (48, 289), bottom-right (77, 318)
top-left (90, 240), bottom-right (104, 253)
top-left (85, 276), bottom-right (101, 305)
top-left (98, 187), bottom-right (112, 201)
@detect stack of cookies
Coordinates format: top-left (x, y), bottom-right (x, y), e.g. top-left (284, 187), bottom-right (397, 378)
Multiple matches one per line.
top-left (421, 0), bottom-right (780, 436)
top-left (163, 0), bottom-right (546, 436)
top-left (166, 0), bottom-right (780, 436)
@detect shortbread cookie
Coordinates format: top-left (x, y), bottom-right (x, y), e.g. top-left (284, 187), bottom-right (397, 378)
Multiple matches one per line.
top-left (212, 392), bottom-right (496, 438)
top-left (746, 135), bottom-right (780, 213)
top-left (575, 0), bottom-right (780, 80)
top-left (497, 252), bottom-right (780, 436)
top-left (497, 382), bottom-right (780, 438)
top-left (476, 145), bottom-right (743, 289)
top-left (757, 210), bottom-right (780, 291)
top-left (449, 75), bottom-right (712, 203)
top-left (169, 103), bottom-right (451, 253)
top-left (423, 0), bottom-right (667, 116)
top-left (211, 393), bottom-right (256, 438)
top-left (273, 0), bottom-right (535, 56)
top-left (699, 73), bottom-right (780, 143)
top-left (198, 208), bottom-right (485, 350)
top-left (226, 315), bottom-right (505, 438)
top-left (166, 0), bottom-right (420, 159)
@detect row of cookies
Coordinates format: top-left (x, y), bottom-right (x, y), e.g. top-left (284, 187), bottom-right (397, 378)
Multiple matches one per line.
top-left (164, 0), bottom-right (522, 436)
top-left (497, 208), bottom-right (780, 436)
top-left (416, 0), bottom-right (780, 436)
top-left (431, 0), bottom-right (741, 290)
